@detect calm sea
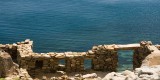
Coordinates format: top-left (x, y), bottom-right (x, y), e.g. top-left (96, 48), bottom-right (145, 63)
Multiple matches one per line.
top-left (0, 0), bottom-right (160, 71)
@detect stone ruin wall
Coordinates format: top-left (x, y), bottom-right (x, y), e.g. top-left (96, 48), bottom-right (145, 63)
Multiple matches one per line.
top-left (0, 40), bottom-right (118, 75)
top-left (16, 40), bottom-right (118, 76)
top-left (0, 43), bottom-right (18, 62)
top-left (133, 41), bottom-right (152, 69)
top-left (1, 39), bottom-right (160, 77)
top-left (89, 45), bottom-right (118, 71)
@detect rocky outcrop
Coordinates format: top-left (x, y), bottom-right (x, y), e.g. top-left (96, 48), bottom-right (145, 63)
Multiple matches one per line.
top-left (141, 45), bottom-right (160, 67)
top-left (4, 68), bottom-right (32, 80)
top-left (102, 65), bottom-right (160, 80)
top-left (0, 50), bottom-right (18, 77)
top-left (49, 72), bottom-right (99, 80)
top-left (0, 49), bottom-right (32, 79)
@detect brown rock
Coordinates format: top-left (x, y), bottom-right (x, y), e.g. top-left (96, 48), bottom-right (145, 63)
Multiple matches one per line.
top-left (0, 51), bottom-right (18, 77)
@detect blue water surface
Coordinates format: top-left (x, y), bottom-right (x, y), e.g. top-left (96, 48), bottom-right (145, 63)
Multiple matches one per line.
top-left (0, 0), bottom-right (160, 70)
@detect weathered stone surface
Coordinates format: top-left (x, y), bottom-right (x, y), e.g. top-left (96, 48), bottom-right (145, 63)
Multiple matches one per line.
top-left (133, 42), bottom-right (152, 69)
top-left (91, 46), bottom-right (118, 71)
top-left (141, 46), bottom-right (160, 67)
top-left (0, 51), bottom-right (18, 77)
top-left (65, 56), bottom-right (84, 72)
top-left (122, 70), bottom-right (137, 79)
top-left (102, 65), bottom-right (160, 80)
top-left (82, 73), bottom-right (98, 78)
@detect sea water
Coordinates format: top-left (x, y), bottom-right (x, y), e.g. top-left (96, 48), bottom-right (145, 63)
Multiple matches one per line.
top-left (0, 0), bottom-right (160, 71)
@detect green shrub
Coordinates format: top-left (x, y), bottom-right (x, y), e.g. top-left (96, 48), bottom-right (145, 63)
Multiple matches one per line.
top-left (0, 78), bottom-right (5, 80)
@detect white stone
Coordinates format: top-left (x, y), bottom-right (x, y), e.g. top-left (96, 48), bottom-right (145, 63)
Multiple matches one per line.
top-left (122, 70), bottom-right (137, 79)
top-left (82, 73), bottom-right (97, 78)
top-left (102, 72), bottom-right (116, 80)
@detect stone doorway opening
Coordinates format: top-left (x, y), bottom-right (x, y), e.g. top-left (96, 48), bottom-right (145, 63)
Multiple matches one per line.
top-left (59, 59), bottom-right (65, 65)
top-left (35, 60), bottom-right (43, 69)
top-left (84, 59), bottom-right (92, 70)
top-left (117, 50), bottom-right (133, 71)
top-left (58, 59), bottom-right (66, 71)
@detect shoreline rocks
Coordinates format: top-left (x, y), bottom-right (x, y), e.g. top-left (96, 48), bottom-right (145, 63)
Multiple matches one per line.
top-left (102, 65), bottom-right (160, 80)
